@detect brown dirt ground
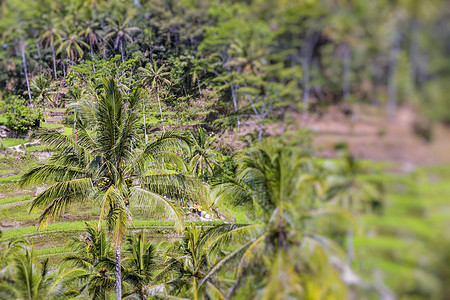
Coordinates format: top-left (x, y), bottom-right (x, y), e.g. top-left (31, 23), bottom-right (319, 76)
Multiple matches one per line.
top-left (234, 105), bottom-right (450, 171)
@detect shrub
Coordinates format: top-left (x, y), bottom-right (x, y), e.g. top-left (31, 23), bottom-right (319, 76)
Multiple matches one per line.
top-left (4, 95), bottom-right (43, 134)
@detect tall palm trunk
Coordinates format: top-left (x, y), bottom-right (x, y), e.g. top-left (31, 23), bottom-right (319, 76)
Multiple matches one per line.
top-left (90, 40), bottom-right (96, 74)
top-left (343, 45), bottom-right (351, 102)
top-left (20, 38), bottom-right (32, 103)
top-left (43, 98), bottom-right (47, 123)
top-left (51, 40), bottom-right (57, 79)
top-left (73, 111), bottom-right (77, 142)
top-left (346, 229), bottom-right (354, 264)
top-left (143, 97), bottom-right (147, 143)
top-left (387, 29), bottom-right (400, 119)
top-left (231, 84), bottom-right (240, 131)
top-left (409, 19), bottom-right (420, 89)
top-left (120, 39), bottom-right (124, 63)
top-left (116, 246), bottom-right (122, 300)
top-left (157, 85), bottom-right (165, 133)
top-left (301, 55), bottom-right (310, 108)
top-left (300, 32), bottom-right (320, 110)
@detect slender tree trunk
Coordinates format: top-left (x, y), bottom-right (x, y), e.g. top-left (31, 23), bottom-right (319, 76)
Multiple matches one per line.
top-left (300, 32), bottom-right (320, 111)
top-left (143, 96), bottom-right (147, 143)
top-left (120, 39), bottom-right (124, 63)
top-left (73, 112), bottom-right (77, 142)
top-left (346, 229), bottom-right (354, 264)
top-left (51, 40), bottom-right (57, 79)
top-left (231, 84), bottom-right (240, 131)
top-left (387, 29), bottom-right (400, 119)
top-left (343, 45), bottom-right (351, 102)
top-left (301, 55), bottom-right (310, 108)
top-left (36, 41), bottom-right (41, 58)
top-left (409, 19), bottom-right (420, 89)
top-left (20, 38), bottom-right (32, 103)
top-left (370, 60), bottom-right (379, 105)
top-left (115, 246), bottom-right (122, 300)
top-left (90, 40), bottom-right (96, 74)
top-left (0, 138), bottom-right (4, 148)
top-left (43, 101), bottom-right (47, 123)
top-left (197, 78), bottom-right (202, 95)
top-left (63, 62), bottom-right (66, 77)
top-left (35, 42), bottom-right (41, 71)
top-left (257, 121), bottom-right (263, 142)
top-left (157, 85), bottom-right (165, 133)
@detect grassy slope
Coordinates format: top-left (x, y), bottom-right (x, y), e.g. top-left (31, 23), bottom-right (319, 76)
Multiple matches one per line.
top-left (354, 167), bottom-right (450, 299)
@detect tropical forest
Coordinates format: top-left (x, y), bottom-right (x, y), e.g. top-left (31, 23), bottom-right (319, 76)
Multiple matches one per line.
top-left (0, 0), bottom-right (449, 299)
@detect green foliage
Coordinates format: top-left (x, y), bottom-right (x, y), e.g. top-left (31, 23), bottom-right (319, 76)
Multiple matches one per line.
top-left (4, 95), bottom-right (42, 134)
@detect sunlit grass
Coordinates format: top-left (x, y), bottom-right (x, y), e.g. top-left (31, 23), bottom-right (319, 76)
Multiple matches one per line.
top-left (1, 138), bottom-right (27, 148)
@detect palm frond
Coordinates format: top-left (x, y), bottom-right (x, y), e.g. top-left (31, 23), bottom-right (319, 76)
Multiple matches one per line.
top-left (20, 164), bottom-right (87, 187)
top-left (139, 174), bottom-right (210, 210)
top-left (29, 178), bottom-right (95, 230)
top-left (130, 187), bottom-right (184, 232)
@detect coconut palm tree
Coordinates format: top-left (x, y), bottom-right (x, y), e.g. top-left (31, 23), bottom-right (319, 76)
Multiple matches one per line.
top-left (30, 73), bottom-right (54, 122)
top-left (40, 20), bottom-right (62, 79)
top-left (138, 61), bottom-right (172, 134)
top-left (0, 242), bottom-right (84, 299)
top-left (154, 224), bottom-right (225, 299)
top-left (199, 146), bottom-right (354, 298)
top-left (57, 28), bottom-right (89, 66)
top-left (121, 232), bottom-right (158, 299)
top-left (188, 127), bottom-right (222, 181)
top-left (79, 19), bottom-right (103, 57)
top-left (62, 222), bottom-right (115, 299)
top-left (20, 78), bottom-right (210, 300)
top-left (104, 16), bottom-right (140, 62)
top-left (65, 85), bottom-right (86, 142)
top-left (323, 148), bottom-right (384, 262)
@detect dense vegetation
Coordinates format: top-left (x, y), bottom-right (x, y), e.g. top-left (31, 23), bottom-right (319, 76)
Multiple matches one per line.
top-left (0, 0), bottom-right (449, 299)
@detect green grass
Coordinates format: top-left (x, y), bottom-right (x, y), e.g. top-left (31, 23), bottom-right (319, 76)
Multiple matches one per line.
top-left (0, 195), bottom-right (31, 205)
top-left (34, 246), bottom-right (73, 258)
top-left (0, 174), bottom-right (20, 184)
top-left (40, 122), bottom-right (63, 129)
top-left (1, 138), bottom-right (27, 147)
top-left (25, 145), bottom-right (52, 152)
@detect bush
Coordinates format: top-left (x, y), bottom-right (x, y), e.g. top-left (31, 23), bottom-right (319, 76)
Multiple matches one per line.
top-left (4, 95), bottom-right (43, 134)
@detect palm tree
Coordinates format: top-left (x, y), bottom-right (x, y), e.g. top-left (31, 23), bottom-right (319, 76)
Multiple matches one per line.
top-left (121, 232), bottom-right (158, 299)
top-left (79, 19), bottom-right (103, 57)
top-left (154, 224), bottom-right (225, 299)
top-left (40, 20), bottom-right (62, 79)
top-left (323, 148), bottom-right (384, 262)
top-left (138, 61), bottom-right (172, 134)
top-left (30, 73), bottom-right (54, 122)
top-left (199, 146), bottom-right (354, 298)
top-left (20, 78), bottom-right (210, 300)
top-left (57, 28), bottom-right (89, 66)
top-left (104, 16), bottom-right (140, 62)
top-left (62, 222), bottom-right (115, 299)
top-left (65, 85), bottom-right (86, 142)
top-left (188, 127), bottom-right (222, 181)
top-left (0, 242), bottom-right (83, 299)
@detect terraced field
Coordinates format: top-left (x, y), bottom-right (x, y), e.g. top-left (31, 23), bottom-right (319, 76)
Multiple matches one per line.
top-left (0, 121), bottom-right (222, 265)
